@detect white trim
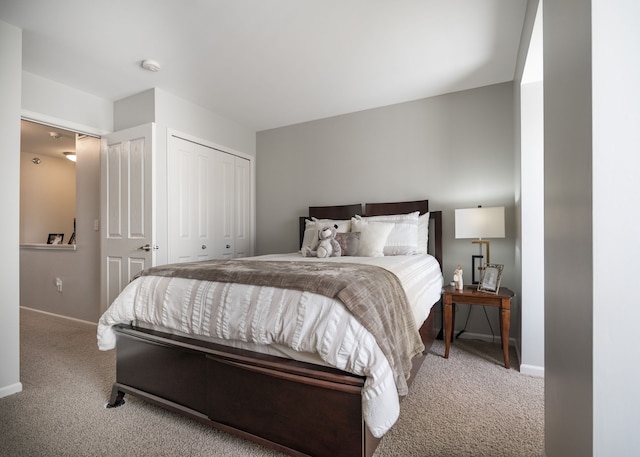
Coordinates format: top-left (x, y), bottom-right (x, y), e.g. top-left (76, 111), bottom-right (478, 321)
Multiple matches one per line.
top-left (20, 243), bottom-right (76, 251)
top-left (510, 339), bottom-right (545, 377)
top-left (21, 306), bottom-right (98, 327)
top-left (167, 128), bottom-right (252, 161)
top-left (0, 382), bottom-right (23, 399)
top-left (520, 363), bottom-right (545, 378)
top-left (21, 109), bottom-right (110, 136)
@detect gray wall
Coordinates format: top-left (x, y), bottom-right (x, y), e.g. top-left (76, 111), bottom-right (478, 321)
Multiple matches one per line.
top-left (544, 1), bottom-right (593, 455)
top-left (256, 82), bottom-right (517, 339)
top-left (20, 152), bottom-right (76, 243)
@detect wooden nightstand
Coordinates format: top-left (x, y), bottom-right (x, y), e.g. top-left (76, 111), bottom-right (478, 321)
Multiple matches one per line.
top-left (442, 285), bottom-right (515, 368)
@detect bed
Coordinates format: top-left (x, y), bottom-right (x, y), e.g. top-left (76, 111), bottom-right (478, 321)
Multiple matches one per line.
top-left (98, 199), bottom-right (443, 457)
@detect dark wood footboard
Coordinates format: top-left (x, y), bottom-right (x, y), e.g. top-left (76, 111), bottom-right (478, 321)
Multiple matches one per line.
top-left (107, 308), bottom-right (436, 457)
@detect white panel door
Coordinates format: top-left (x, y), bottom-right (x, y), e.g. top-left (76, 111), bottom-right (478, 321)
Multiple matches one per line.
top-left (100, 123), bottom-right (155, 313)
top-left (214, 150), bottom-right (235, 259)
top-left (233, 156), bottom-right (251, 258)
top-left (213, 153), bottom-right (251, 259)
top-left (167, 135), bottom-right (214, 263)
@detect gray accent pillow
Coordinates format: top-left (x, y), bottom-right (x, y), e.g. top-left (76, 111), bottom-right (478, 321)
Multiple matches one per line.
top-left (335, 232), bottom-right (361, 256)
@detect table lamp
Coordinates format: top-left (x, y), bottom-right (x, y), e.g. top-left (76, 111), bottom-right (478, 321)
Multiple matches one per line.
top-left (455, 206), bottom-right (505, 281)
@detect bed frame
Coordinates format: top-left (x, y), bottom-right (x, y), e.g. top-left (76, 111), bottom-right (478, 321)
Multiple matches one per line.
top-left (107, 200), bottom-right (443, 457)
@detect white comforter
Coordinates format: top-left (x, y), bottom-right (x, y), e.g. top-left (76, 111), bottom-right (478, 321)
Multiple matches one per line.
top-left (97, 253), bottom-right (443, 437)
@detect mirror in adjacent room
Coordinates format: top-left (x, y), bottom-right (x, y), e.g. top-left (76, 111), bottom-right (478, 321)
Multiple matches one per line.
top-left (20, 120), bottom-right (77, 246)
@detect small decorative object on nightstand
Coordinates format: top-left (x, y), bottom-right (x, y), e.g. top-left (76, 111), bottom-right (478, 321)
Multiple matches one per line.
top-left (453, 265), bottom-right (464, 290)
top-left (442, 284), bottom-right (515, 368)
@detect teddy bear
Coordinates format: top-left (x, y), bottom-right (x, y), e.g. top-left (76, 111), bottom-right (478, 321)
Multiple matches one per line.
top-left (301, 224), bottom-right (342, 258)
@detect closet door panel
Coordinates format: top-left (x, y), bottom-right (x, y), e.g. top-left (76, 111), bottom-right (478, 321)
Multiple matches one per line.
top-left (233, 157), bottom-right (251, 258)
top-left (194, 147), bottom-right (214, 262)
top-left (168, 136), bottom-right (214, 263)
top-left (214, 151), bottom-right (235, 260)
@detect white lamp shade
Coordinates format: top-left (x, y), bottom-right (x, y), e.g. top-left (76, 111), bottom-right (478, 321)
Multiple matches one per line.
top-left (455, 207), bottom-right (505, 239)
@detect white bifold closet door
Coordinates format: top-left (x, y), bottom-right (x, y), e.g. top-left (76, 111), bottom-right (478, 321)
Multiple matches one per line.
top-left (168, 135), bottom-right (251, 263)
top-left (213, 147), bottom-right (251, 259)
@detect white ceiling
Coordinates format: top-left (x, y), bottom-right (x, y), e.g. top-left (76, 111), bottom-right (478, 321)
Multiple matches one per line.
top-left (1, 0), bottom-right (528, 132)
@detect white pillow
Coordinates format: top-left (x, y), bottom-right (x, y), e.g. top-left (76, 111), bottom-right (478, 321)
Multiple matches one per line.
top-left (356, 211), bottom-right (419, 255)
top-left (301, 218), bottom-right (352, 252)
top-left (351, 219), bottom-right (394, 257)
top-left (417, 212), bottom-right (430, 254)
top-left (301, 224), bottom-right (320, 251)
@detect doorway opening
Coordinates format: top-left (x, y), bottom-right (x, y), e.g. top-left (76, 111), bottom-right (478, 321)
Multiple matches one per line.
top-left (19, 118), bottom-right (103, 322)
top-left (20, 119), bottom-right (77, 246)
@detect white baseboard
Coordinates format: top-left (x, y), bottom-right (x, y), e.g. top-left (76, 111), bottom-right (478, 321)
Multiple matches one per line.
top-left (0, 382), bottom-right (23, 399)
top-left (20, 306), bottom-right (97, 327)
top-left (520, 364), bottom-right (544, 378)
top-left (456, 331), bottom-right (509, 344)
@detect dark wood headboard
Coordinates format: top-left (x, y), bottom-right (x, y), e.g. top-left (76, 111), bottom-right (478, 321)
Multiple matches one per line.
top-left (309, 203), bottom-right (362, 219)
top-left (364, 199), bottom-right (429, 217)
top-left (299, 199), bottom-right (443, 269)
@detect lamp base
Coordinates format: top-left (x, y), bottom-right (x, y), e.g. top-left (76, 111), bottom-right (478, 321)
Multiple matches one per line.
top-left (472, 255), bottom-right (484, 284)
top-left (471, 239), bottom-right (491, 265)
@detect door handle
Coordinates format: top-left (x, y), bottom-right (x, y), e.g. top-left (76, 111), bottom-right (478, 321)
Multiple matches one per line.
top-left (226, 244), bottom-right (231, 249)
top-left (138, 244), bottom-right (152, 252)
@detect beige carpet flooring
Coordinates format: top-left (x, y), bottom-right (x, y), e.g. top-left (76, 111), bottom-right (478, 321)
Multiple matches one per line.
top-left (0, 308), bottom-right (544, 456)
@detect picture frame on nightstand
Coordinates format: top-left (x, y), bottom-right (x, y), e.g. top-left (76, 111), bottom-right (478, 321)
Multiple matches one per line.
top-left (477, 263), bottom-right (503, 293)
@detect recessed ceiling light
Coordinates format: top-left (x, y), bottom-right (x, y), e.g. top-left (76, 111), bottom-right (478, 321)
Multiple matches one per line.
top-left (141, 59), bottom-right (161, 72)
top-left (49, 131), bottom-right (61, 139)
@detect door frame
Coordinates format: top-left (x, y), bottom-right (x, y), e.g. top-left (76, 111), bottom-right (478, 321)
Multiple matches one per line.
top-left (20, 110), bottom-right (107, 321)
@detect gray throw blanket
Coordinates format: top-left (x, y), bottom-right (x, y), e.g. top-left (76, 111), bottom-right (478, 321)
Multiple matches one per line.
top-left (136, 259), bottom-right (425, 395)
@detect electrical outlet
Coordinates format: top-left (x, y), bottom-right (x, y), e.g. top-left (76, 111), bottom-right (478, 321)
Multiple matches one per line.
top-left (94, 219), bottom-right (100, 231)
top-left (55, 277), bottom-right (63, 293)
